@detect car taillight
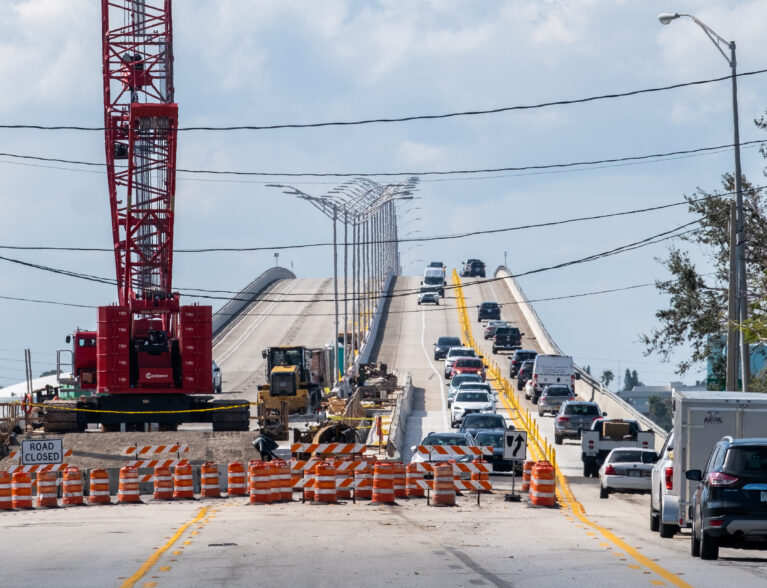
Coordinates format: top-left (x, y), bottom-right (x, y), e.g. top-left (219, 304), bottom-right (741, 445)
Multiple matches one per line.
top-left (707, 472), bottom-right (739, 487)
top-left (664, 466), bottom-right (673, 490)
top-left (605, 464), bottom-right (616, 475)
top-left (557, 416), bottom-right (569, 422)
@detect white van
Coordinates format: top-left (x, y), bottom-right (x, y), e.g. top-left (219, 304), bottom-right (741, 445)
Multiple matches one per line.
top-left (527, 354), bottom-right (578, 402)
top-left (422, 268), bottom-right (446, 296)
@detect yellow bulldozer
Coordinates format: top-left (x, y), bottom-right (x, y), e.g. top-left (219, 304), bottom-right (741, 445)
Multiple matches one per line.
top-left (256, 346), bottom-right (324, 438)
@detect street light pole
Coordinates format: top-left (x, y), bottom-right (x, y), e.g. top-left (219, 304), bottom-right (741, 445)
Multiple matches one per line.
top-left (659, 12), bottom-right (749, 391)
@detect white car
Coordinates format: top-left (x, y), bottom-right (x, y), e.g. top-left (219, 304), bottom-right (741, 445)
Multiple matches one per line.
top-left (598, 447), bottom-right (657, 499)
top-left (417, 290), bottom-right (439, 305)
top-left (451, 390), bottom-right (495, 428)
top-left (444, 347), bottom-right (477, 378)
top-left (456, 382), bottom-right (495, 410)
top-left (650, 431), bottom-right (679, 537)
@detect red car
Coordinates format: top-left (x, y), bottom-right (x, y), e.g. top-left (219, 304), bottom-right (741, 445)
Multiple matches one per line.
top-left (451, 358), bottom-right (486, 381)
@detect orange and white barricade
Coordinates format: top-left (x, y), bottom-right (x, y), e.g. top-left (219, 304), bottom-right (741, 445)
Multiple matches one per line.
top-left (37, 470), bottom-right (58, 508)
top-left (118, 466), bottom-right (141, 504)
top-left (392, 462), bottom-right (406, 498)
top-left (291, 443), bottom-right (366, 457)
top-left (200, 462), bottom-right (221, 498)
top-left (313, 461), bottom-right (337, 504)
top-left (0, 471), bottom-right (11, 510)
top-left (88, 469), bottom-right (111, 505)
top-left (227, 461), bottom-right (247, 496)
top-left (522, 460), bottom-right (533, 492)
top-left (271, 460), bottom-right (292, 502)
top-left (249, 462), bottom-right (272, 504)
top-left (153, 466), bottom-right (174, 500)
top-left (416, 445), bottom-right (492, 461)
top-left (370, 462), bottom-right (395, 505)
top-left (173, 463), bottom-right (195, 499)
top-left (471, 459), bottom-right (492, 493)
top-left (530, 461), bottom-right (556, 507)
top-left (12, 472), bottom-right (33, 509)
top-left (353, 457), bottom-right (375, 500)
top-left (432, 464), bottom-right (455, 507)
top-left (406, 463), bottom-right (426, 498)
top-left (333, 459), bottom-right (356, 500)
top-left (62, 467), bottom-right (84, 506)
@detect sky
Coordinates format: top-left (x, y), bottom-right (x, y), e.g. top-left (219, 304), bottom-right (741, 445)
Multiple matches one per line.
top-left (0, 0), bottom-right (766, 390)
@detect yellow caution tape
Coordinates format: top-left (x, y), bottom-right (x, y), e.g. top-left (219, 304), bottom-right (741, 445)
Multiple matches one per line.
top-left (12, 400), bottom-right (251, 415)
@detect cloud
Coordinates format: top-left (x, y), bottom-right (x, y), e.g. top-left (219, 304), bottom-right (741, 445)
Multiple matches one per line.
top-left (397, 140), bottom-right (447, 167)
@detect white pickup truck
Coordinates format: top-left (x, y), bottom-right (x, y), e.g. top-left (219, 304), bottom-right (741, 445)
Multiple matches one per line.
top-left (581, 418), bottom-right (655, 477)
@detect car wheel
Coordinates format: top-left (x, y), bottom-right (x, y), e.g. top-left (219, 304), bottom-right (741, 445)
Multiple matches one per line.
top-left (699, 529), bottom-right (719, 560)
top-left (658, 520), bottom-right (678, 539)
top-left (599, 485), bottom-right (609, 499)
top-left (582, 463), bottom-right (590, 477)
top-left (691, 521), bottom-right (701, 557)
top-left (215, 385), bottom-right (222, 394)
top-left (650, 508), bottom-right (660, 532)
top-left (554, 433), bottom-right (562, 445)
top-left (492, 347), bottom-right (497, 354)
top-left (538, 409), bottom-right (543, 417)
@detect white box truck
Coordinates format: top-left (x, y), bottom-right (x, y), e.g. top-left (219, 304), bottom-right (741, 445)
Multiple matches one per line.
top-left (665, 390), bottom-right (767, 535)
top-left (527, 354), bottom-right (579, 403)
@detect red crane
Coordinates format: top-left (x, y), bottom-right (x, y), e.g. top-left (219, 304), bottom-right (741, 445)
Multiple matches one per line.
top-left (50, 1), bottom-right (247, 432)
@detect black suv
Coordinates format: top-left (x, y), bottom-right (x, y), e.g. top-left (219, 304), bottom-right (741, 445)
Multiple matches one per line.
top-left (492, 327), bottom-right (523, 354)
top-left (687, 436), bottom-right (767, 560)
top-left (510, 350), bottom-right (537, 377)
top-left (433, 336), bottom-right (462, 361)
top-left (461, 259), bottom-right (486, 278)
top-left (477, 301), bottom-right (500, 322)
top-left (517, 360), bottom-right (534, 390)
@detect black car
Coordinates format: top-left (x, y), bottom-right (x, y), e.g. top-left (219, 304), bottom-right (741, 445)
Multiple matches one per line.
top-left (510, 350), bottom-right (537, 377)
top-left (459, 413), bottom-right (511, 438)
top-left (473, 428), bottom-right (521, 473)
top-left (492, 326), bottom-right (523, 354)
top-left (517, 360), bottom-right (534, 390)
top-left (687, 436), bottom-right (767, 560)
top-left (477, 301), bottom-right (500, 322)
top-left (466, 260), bottom-right (486, 278)
top-left (433, 336), bottom-right (462, 360)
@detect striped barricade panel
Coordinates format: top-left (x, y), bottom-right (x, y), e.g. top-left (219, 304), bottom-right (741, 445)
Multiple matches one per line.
top-left (290, 443), bottom-right (366, 455)
top-left (7, 463), bottom-right (70, 474)
top-left (293, 477), bottom-right (315, 489)
top-left (351, 478), bottom-right (372, 489)
top-left (125, 459), bottom-right (189, 468)
top-left (416, 445), bottom-right (492, 458)
top-left (121, 444), bottom-right (190, 456)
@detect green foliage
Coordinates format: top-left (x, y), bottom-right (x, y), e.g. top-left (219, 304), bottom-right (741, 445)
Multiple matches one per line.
top-left (623, 368), bottom-right (643, 390)
top-left (647, 395), bottom-right (672, 430)
top-left (601, 369), bottom-right (614, 387)
top-left (39, 369), bottom-right (57, 378)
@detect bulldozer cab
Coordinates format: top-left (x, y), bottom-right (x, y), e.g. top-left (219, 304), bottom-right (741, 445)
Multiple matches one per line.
top-left (262, 346), bottom-right (310, 383)
top-left (269, 365), bottom-right (300, 397)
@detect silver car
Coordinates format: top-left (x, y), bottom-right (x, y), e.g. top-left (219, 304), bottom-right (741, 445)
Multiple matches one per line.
top-left (554, 401), bottom-right (604, 445)
top-left (599, 448), bottom-right (657, 499)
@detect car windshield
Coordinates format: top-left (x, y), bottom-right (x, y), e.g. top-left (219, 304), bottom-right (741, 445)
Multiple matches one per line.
top-left (481, 303), bottom-right (497, 309)
top-left (460, 384), bottom-right (491, 392)
top-left (455, 392), bottom-right (490, 402)
top-left (463, 415), bottom-right (504, 428)
top-left (515, 352), bottom-right (536, 361)
top-left (609, 450), bottom-right (647, 463)
top-left (422, 435), bottom-right (468, 446)
top-left (452, 374), bottom-right (481, 387)
top-left (474, 433), bottom-right (503, 448)
top-left (438, 337), bottom-right (461, 346)
top-left (429, 262), bottom-right (443, 267)
top-left (456, 359), bottom-right (483, 368)
top-left (545, 388), bottom-right (571, 396)
top-left (564, 404), bottom-right (600, 416)
top-left (725, 447), bottom-right (767, 474)
top-left (448, 348), bottom-right (476, 358)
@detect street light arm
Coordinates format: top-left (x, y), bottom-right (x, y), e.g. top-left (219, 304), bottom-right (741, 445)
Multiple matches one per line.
top-left (659, 12), bottom-right (732, 66)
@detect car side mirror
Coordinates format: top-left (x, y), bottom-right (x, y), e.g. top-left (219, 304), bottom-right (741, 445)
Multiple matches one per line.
top-left (575, 373), bottom-right (581, 380)
top-left (602, 412), bottom-right (607, 417)
top-left (685, 469), bottom-right (702, 482)
top-left (410, 446), bottom-right (417, 453)
top-left (261, 349), bottom-right (267, 359)
top-left (66, 335), bottom-right (71, 344)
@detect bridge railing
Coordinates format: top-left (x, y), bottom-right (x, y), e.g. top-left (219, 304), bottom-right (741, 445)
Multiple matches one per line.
top-left (494, 266), bottom-right (668, 448)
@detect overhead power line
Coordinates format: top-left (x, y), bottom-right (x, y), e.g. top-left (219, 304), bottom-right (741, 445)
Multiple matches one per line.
top-left (0, 140), bottom-right (764, 179)
top-left (1, 69), bottom-right (766, 132)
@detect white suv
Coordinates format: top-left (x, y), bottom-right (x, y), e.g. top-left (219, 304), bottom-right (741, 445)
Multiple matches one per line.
top-left (650, 431), bottom-right (679, 538)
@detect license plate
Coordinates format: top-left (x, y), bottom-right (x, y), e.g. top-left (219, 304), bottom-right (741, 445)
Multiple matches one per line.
top-left (629, 470), bottom-right (640, 477)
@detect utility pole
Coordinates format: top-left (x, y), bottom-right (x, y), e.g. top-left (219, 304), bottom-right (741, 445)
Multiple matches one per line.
top-left (726, 201), bottom-right (738, 390)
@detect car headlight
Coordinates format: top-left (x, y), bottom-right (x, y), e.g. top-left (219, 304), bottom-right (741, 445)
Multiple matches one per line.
top-left (482, 404), bottom-right (492, 410)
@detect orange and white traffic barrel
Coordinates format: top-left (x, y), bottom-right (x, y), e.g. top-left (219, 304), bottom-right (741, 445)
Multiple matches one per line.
top-left (392, 461), bottom-right (407, 498)
top-left (406, 463), bottom-right (426, 498)
top-left (522, 460), bottom-right (533, 492)
top-left (249, 462), bottom-right (272, 504)
top-left (432, 463), bottom-right (456, 507)
top-left (354, 457), bottom-right (374, 500)
top-left (200, 462), bottom-right (221, 498)
top-left (118, 466), bottom-right (141, 504)
top-left (227, 461), bottom-right (247, 496)
top-left (334, 459), bottom-right (353, 500)
top-left (62, 466), bottom-right (84, 506)
top-left (530, 461), bottom-right (556, 507)
top-left (173, 463), bottom-right (194, 499)
top-left (272, 460), bottom-right (292, 502)
top-left (37, 470), bottom-right (58, 508)
top-left (314, 461), bottom-right (337, 504)
top-left (12, 472), bottom-right (33, 509)
top-left (471, 458), bottom-right (491, 493)
top-left (0, 471), bottom-right (13, 510)
top-left (370, 462), bottom-right (395, 505)
top-left (266, 462), bottom-right (281, 503)
top-left (88, 469), bottom-right (111, 505)
top-left (153, 466), bottom-right (174, 500)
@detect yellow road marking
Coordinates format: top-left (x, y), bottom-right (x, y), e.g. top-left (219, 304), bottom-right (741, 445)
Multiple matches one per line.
top-left (452, 275), bottom-right (692, 588)
top-left (143, 583), bottom-right (157, 588)
top-left (121, 506), bottom-right (210, 588)
top-left (172, 550), bottom-right (182, 556)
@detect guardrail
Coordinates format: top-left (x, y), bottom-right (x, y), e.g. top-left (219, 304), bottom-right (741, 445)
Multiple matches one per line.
top-left (493, 266), bottom-right (667, 448)
top-left (355, 270), bottom-right (395, 368)
top-left (212, 267), bottom-right (296, 338)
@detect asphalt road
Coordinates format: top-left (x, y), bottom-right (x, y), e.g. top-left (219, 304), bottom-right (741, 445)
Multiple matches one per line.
top-left (2, 274), bottom-right (767, 587)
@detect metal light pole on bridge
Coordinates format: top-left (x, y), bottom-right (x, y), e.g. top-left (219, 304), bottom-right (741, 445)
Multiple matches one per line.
top-left (658, 12), bottom-right (749, 391)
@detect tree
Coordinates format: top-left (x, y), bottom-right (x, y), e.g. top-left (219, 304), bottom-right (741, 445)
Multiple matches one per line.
top-left (39, 369), bottom-right (57, 377)
top-left (584, 365), bottom-right (591, 376)
top-left (647, 395), bottom-right (672, 430)
top-left (601, 369), bottom-right (614, 388)
top-left (623, 368), bottom-right (632, 391)
top-left (631, 370), bottom-right (642, 388)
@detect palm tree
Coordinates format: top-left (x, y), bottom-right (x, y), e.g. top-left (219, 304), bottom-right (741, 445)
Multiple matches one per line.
top-left (601, 369), bottom-right (615, 388)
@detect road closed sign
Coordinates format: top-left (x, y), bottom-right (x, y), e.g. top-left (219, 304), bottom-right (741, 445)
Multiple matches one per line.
top-left (21, 439), bottom-right (64, 465)
top-left (503, 430), bottom-right (527, 461)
